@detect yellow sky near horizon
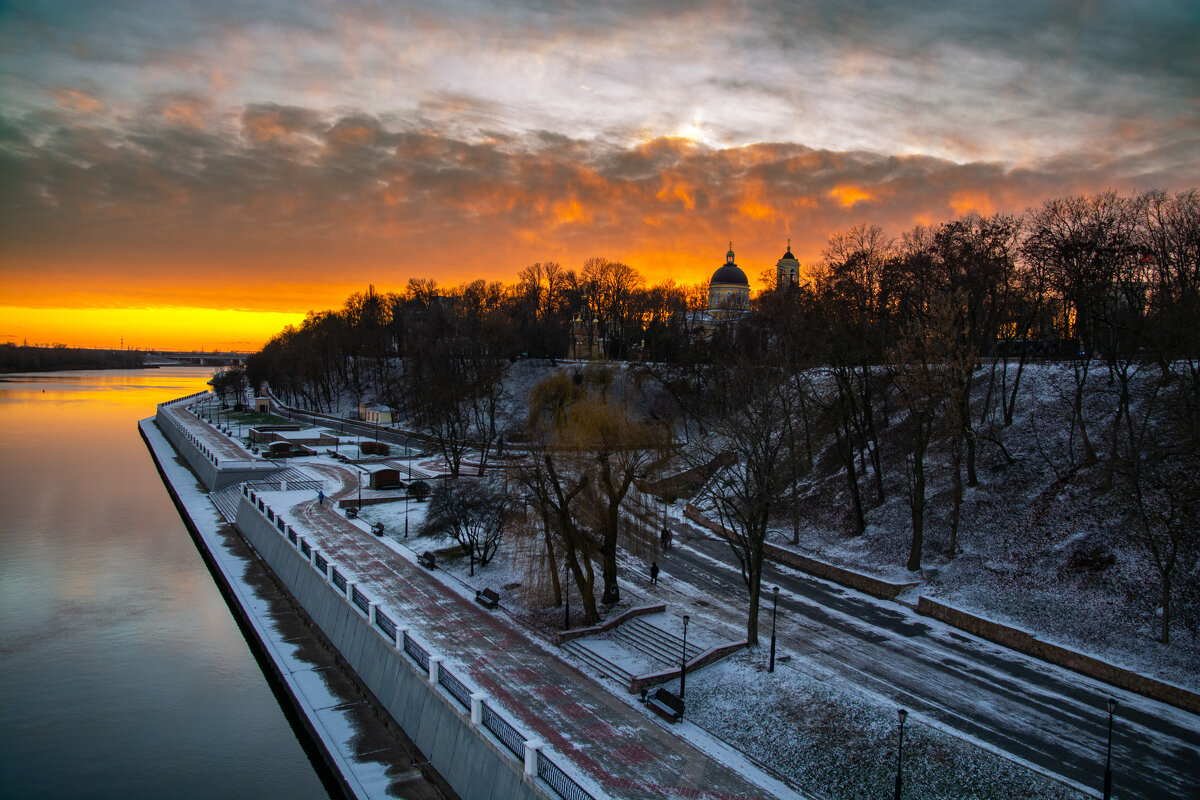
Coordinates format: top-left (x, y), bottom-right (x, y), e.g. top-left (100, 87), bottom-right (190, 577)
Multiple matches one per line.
top-left (1, 306), bottom-right (308, 352)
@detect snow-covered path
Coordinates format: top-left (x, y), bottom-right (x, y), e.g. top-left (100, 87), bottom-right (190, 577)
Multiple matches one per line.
top-left (667, 524), bottom-right (1200, 800)
top-left (255, 479), bottom-right (805, 800)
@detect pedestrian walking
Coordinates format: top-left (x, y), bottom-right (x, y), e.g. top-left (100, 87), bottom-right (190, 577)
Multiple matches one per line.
top-left (650, 561), bottom-right (660, 586)
top-left (317, 490), bottom-right (325, 505)
top-left (661, 525), bottom-right (672, 550)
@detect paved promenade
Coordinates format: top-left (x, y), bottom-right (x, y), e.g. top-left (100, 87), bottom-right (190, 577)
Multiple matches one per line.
top-left (164, 404), bottom-right (795, 799)
top-left (160, 402), bottom-right (259, 462)
top-left (276, 468), bottom-right (791, 800)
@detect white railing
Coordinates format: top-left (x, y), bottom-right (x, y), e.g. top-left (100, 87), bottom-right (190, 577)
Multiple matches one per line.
top-left (240, 485), bottom-right (602, 800)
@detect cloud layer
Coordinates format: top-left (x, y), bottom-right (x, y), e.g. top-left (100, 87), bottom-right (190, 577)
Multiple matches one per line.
top-left (2, 0), bottom-right (1198, 325)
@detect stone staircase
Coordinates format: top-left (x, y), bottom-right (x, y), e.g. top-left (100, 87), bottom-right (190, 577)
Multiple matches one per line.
top-left (561, 615), bottom-right (708, 691)
top-left (615, 617), bottom-right (704, 667)
top-left (561, 639), bottom-right (638, 687)
top-left (209, 484), bottom-right (244, 522)
top-left (208, 468), bottom-right (322, 523)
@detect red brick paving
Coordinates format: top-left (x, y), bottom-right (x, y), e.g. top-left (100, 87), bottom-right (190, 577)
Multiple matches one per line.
top-left (176, 407), bottom-right (789, 800)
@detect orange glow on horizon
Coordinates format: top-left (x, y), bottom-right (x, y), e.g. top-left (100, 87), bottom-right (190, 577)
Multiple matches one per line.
top-left (1, 305), bottom-right (306, 351)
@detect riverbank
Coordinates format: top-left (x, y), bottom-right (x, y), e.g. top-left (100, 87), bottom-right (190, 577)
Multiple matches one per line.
top-left (0, 344), bottom-right (147, 372)
top-left (140, 416), bottom-right (454, 800)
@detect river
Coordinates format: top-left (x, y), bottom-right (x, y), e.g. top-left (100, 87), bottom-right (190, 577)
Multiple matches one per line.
top-left (0, 367), bottom-right (330, 800)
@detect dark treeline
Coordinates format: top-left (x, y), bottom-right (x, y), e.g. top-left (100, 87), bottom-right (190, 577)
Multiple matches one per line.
top-left (0, 344), bottom-right (146, 373)
top-left (247, 256), bottom-right (711, 412)
top-left (247, 189), bottom-right (1200, 643)
top-left (249, 189), bottom-right (1200, 399)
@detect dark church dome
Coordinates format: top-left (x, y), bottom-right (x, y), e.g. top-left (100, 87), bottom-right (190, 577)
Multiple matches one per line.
top-left (710, 245), bottom-right (749, 286)
top-left (710, 264), bottom-right (749, 285)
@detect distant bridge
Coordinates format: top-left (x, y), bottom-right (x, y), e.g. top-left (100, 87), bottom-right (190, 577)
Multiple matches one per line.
top-left (146, 350), bottom-right (252, 366)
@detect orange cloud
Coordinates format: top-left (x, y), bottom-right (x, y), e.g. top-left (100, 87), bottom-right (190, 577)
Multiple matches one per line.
top-left (657, 179), bottom-right (696, 210)
top-left (161, 97), bottom-right (209, 128)
top-left (55, 88), bottom-right (102, 114)
top-left (553, 197), bottom-right (590, 224)
top-left (829, 185), bottom-right (875, 207)
top-left (948, 190), bottom-right (996, 217)
top-left (3, 107), bottom-right (1178, 349)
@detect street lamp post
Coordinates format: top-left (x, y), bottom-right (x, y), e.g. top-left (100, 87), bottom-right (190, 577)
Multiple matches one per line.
top-left (358, 471), bottom-right (365, 510)
top-left (769, 586), bottom-right (780, 673)
top-left (563, 560), bottom-right (571, 631)
top-left (680, 614), bottom-right (690, 700)
top-left (1103, 698), bottom-right (1117, 799)
top-left (894, 708), bottom-right (908, 800)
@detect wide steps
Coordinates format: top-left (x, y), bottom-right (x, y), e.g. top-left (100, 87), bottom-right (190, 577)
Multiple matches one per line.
top-left (616, 618), bottom-right (704, 666)
top-left (561, 640), bottom-right (634, 686)
top-left (209, 485), bottom-right (244, 522)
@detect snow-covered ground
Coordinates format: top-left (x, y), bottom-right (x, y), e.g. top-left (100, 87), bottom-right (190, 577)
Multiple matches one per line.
top-left (758, 363), bottom-right (1199, 695)
top-left (264, 358), bottom-right (1199, 799)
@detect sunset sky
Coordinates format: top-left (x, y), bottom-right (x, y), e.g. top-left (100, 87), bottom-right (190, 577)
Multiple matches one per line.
top-left (2, 1), bottom-right (1198, 350)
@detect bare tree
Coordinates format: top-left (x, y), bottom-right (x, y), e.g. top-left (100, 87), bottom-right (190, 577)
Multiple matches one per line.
top-left (890, 292), bottom-right (961, 572)
top-left (687, 357), bottom-right (795, 646)
top-left (421, 478), bottom-right (511, 575)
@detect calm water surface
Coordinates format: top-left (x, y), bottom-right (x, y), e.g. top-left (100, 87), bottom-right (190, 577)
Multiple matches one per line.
top-left (0, 367), bottom-right (330, 800)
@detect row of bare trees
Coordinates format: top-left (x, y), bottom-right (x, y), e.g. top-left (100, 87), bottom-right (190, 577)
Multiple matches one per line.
top-left (246, 188), bottom-right (1198, 644)
top-left (642, 189), bottom-right (1198, 644)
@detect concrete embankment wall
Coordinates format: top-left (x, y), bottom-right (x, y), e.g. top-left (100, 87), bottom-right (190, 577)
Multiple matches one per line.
top-left (156, 408), bottom-right (221, 489)
top-left (234, 495), bottom-right (549, 800)
top-left (139, 420), bottom-right (353, 799)
top-left (917, 597), bottom-right (1200, 715)
top-left (155, 401), bottom-right (281, 491)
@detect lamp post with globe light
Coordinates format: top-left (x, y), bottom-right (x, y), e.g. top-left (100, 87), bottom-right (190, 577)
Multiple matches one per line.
top-left (894, 708), bottom-right (908, 800)
top-left (1103, 698), bottom-right (1117, 799)
top-left (769, 586), bottom-right (780, 672)
top-left (680, 614), bottom-right (690, 700)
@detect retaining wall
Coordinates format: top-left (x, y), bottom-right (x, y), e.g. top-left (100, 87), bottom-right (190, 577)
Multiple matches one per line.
top-left (556, 605), bottom-right (666, 645)
top-left (684, 504), bottom-right (919, 600)
top-left (917, 597), bottom-right (1200, 715)
top-left (234, 494), bottom-right (556, 800)
top-left (629, 641), bottom-right (748, 696)
top-left (155, 401), bottom-right (281, 491)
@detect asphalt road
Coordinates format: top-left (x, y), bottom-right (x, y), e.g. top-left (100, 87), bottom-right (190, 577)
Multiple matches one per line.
top-left (275, 400), bottom-right (1199, 798)
top-left (667, 522), bottom-right (1200, 800)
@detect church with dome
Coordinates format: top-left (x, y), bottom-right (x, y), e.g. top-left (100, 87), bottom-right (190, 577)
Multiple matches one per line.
top-left (704, 241), bottom-right (803, 317)
top-left (707, 243), bottom-right (751, 315)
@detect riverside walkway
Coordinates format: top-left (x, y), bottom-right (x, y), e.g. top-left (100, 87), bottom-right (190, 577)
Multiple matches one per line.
top-left (263, 468), bottom-right (790, 800)
top-left (159, 401), bottom-right (259, 462)
top-left (162, 403), bottom-right (794, 800)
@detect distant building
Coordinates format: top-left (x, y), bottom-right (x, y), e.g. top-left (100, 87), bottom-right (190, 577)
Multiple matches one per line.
top-left (707, 243), bottom-right (751, 316)
top-left (775, 240), bottom-right (802, 288)
top-left (359, 403), bottom-right (396, 425)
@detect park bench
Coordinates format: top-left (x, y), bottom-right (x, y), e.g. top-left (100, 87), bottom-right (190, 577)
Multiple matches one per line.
top-left (417, 551), bottom-right (436, 569)
top-left (371, 522), bottom-right (385, 536)
top-left (345, 506), bottom-right (358, 519)
top-left (645, 687), bottom-right (684, 723)
top-left (475, 588), bottom-right (500, 609)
